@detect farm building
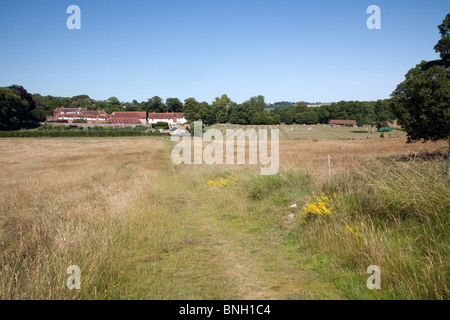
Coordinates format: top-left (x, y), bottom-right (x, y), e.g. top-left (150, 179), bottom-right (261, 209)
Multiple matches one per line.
top-left (328, 119), bottom-right (357, 127)
top-left (47, 107), bottom-right (108, 123)
top-left (148, 112), bottom-right (187, 126)
top-left (107, 112), bottom-right (147, 125)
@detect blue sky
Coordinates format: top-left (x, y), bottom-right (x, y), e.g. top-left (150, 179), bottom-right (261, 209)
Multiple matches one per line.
top-left (0, 0), bottom-right (449, 103)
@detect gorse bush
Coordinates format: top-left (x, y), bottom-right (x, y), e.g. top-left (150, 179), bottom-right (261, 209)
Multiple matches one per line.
top-left (301, 191), bottom-right (335, 217)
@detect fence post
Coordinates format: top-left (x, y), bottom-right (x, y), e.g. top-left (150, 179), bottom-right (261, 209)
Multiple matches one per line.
top-left (327, 154), bottom-right (331, 185)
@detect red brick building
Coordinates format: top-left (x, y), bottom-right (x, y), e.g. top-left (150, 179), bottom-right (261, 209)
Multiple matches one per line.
top-left (107, 112), bottom-right (147, 125)
top-left (47, 107), bottom-right (108, 123)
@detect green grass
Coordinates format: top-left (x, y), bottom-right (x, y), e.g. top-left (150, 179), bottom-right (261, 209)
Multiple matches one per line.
top-left (207, 124), bottom-right (405, 140)
top-left (233, 151), bottom-right (449, 299)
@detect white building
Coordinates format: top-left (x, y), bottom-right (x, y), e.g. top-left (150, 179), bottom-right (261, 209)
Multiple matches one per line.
top-left (148, 112), bottom-right (187, 126)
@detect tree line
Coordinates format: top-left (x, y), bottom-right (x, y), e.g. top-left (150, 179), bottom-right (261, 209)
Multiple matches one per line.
top-left (1, 86), bottom-right (398, 131)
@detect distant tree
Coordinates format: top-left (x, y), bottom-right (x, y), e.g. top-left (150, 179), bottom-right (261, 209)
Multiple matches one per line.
top-left (166, 98), bottom-right (183, 112)
top-left (294, 101), bottom-right (308, 114)
top-left (125, 102), bottom-right (137, 111)
top-left (271, 113), bottom-right (281, 124)
top-left (70, 95), bottom-right (96, 110)
top-left (106, 97), bottom-right (121, 113)
top-left (229, 103), bottom-right (252, 124)
top-left (95, 100), bottom-right (109, 112)
top-left (374, 100), bottom-right (395, 129)
top-left (183, 97), bottom-right (200, 121)
top-left (296, 110), bottom-right (318, 124)
top-left (391, 14), bottom-right (450, 176)
top-left (251, 111), bottom-right (263, 124)
top-left (0, 87), bottom-right (32, 130)
top-left (271, 101), bottom-right (295, 108)
top-left (147, 96), bottom-right (167, 113)
top-left (316, 106), bottom-right (330, 123)
top-left (212, 94), bottom-right (233, 123)
top-left (199, 101), bottom-right (215, 124)
top-left (283, 110), bottom-right (294, 125)
top-left (245, 95), bottom-right (266, 112)
top-left (8, 85), bottom-right (36, 114)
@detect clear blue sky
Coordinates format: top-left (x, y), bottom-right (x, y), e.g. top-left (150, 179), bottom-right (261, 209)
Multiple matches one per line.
top-left (0, 0), bottom-right (449, 104)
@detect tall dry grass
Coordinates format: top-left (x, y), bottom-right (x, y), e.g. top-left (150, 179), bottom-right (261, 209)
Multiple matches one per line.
top-left (284, 150), bottom-right (449, 299)
top-left (0, 138), bottom-right (166, 299)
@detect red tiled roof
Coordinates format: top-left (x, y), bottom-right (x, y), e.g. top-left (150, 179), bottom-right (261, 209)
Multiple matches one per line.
top-left (111, 112), bottom-right (146, 119)
top-left (329, 119), bottom-right (357, 125)
top-left (148, 112), bottom-right (185, 120)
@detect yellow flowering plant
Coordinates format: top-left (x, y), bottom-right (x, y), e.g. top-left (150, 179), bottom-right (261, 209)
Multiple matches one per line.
top-left (207, 174), bottom-right (238, 188)
top-left (301, 191), bottom-right (335, 217)
top-left (345, 222), bottom-right (366, 239)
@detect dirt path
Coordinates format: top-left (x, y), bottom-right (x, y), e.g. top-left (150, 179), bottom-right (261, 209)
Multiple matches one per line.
top-left (164, 146), bottom-right (342, 299)
top-left (186, 198), bottom-right (342, 300)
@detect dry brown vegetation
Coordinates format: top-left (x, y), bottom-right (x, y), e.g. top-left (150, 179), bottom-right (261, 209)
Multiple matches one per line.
top-left (0, 136), bottom-right (447, 299)
top-left (0, 138), bottom-right (166, 298)
top-left (279, 138), bottom-right (446, 178)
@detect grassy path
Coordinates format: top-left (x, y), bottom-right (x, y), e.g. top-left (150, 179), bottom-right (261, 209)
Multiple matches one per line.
top-left (118, 143), bottom-right (342, 299)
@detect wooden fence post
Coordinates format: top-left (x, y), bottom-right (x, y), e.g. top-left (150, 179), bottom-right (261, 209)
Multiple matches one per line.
top-left (327, 154), bottom-right (331, 185)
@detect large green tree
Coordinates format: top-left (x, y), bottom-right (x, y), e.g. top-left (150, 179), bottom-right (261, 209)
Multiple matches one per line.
top-left (391, 14), bottom-right (450, 176)
top-left (211, 94), bottom-right (233, 123)
top-left (146, 96), bottom-right (167, 113)
top-left (166, 98), bottom-right (183, 113)
top-left (434, 13), bottom-right (450, 68)
top-left (183, 97), bottom-right (200, 121)
top-left (0, 87), bottom-right (32, 130)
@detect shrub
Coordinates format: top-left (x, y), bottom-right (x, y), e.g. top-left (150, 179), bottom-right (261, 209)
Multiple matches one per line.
top-left (153, 122), bottom-right (169, 130)
top-left (0, 130), bottom-right (169, 138)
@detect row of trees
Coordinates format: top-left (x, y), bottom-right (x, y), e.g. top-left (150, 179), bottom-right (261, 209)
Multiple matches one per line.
top-left (271, 100), bottom-right (394, 127)
top-left (1, 87), bottom-right (395, 130)
top-left (182, 95), bottom-right (395, 127)
top-left (27, 89), bottom-right (397, 128)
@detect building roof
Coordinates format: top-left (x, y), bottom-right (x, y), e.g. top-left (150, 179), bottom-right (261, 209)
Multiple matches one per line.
top-left (111, 112), bottom-right (146, 119)
top-left (329, 119), bottom-right (357, 125)
top-left (148, 112), bottom-right (185, 120)
top-left (54, 107), bottom-right (107, 116)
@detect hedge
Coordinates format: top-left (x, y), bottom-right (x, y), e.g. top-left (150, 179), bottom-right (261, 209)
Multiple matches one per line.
top-left (0, 131), bottom-right (170, 138)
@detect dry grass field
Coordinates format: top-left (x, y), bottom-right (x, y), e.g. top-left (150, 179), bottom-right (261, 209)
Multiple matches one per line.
top-left (0, 135), bottom-right (448, 299)
top-left (279, 138), bottom-right (446, 179)
top-left (208, 124), bottom-right (405, 140)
